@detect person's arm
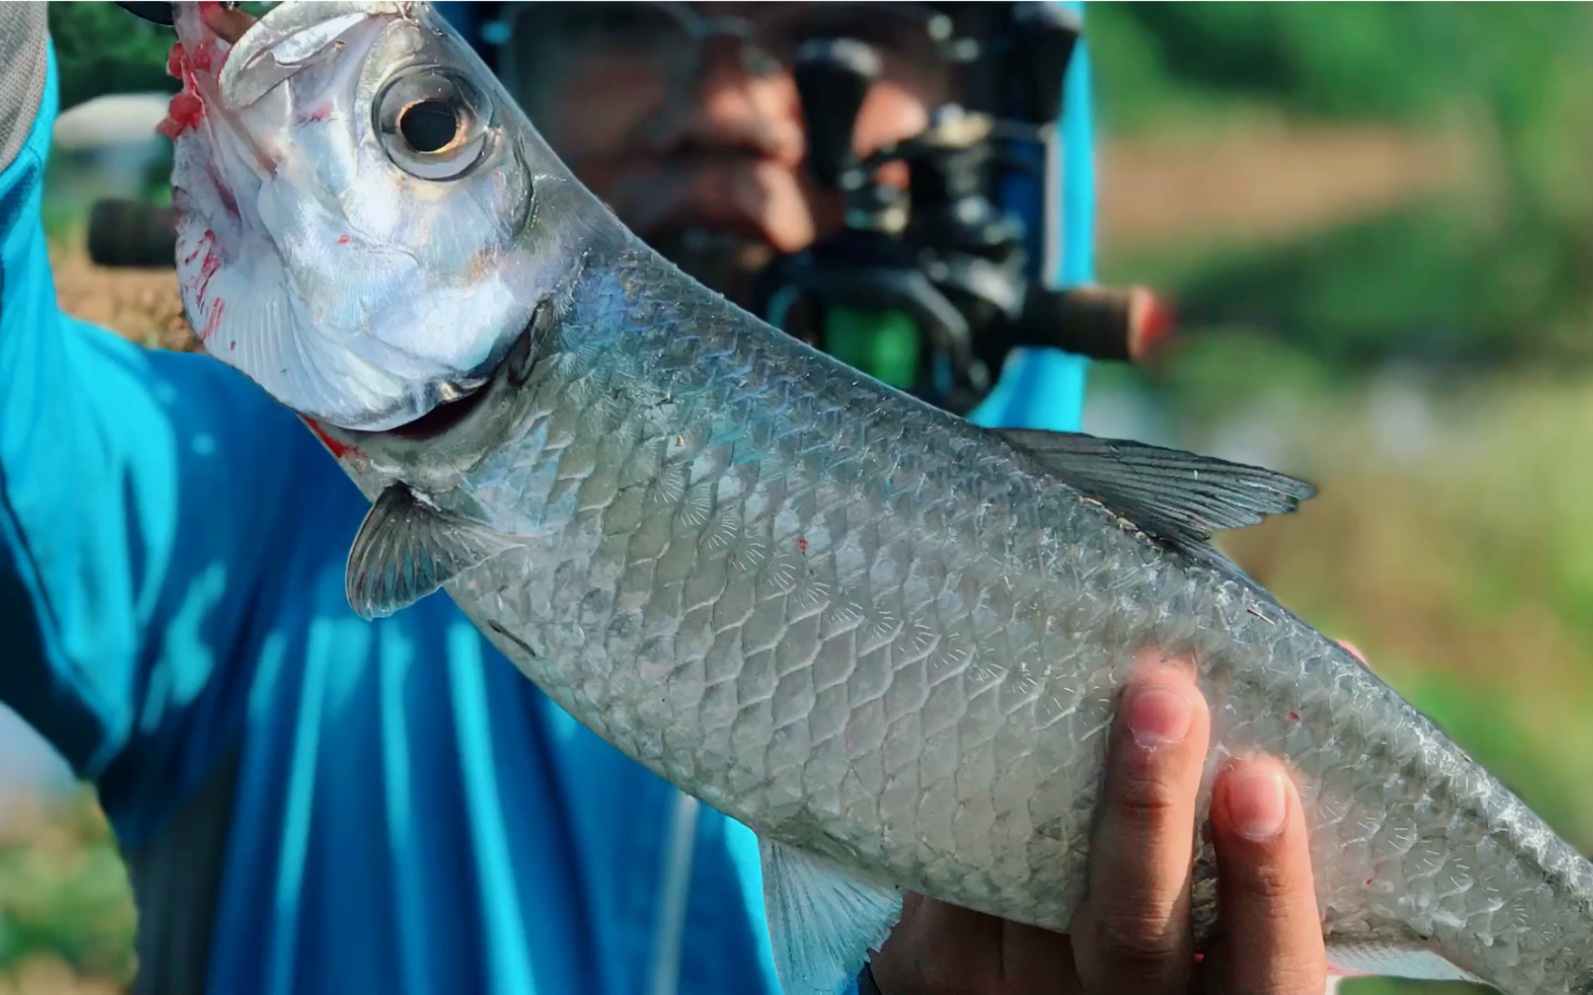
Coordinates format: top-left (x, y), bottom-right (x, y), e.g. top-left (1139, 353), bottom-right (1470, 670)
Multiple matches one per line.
top-left (0, 10), bottom-right (319, 843)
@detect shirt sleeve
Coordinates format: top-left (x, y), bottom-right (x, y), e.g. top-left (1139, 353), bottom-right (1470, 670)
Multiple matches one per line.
top-left (0, 22), bottom-right (318, 834)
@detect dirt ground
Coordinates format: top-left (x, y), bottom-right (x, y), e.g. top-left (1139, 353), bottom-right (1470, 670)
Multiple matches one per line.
top-left (49, 241), bottom-right (199, 352)
top-left (1096, 120), bottom-right (1481, 257)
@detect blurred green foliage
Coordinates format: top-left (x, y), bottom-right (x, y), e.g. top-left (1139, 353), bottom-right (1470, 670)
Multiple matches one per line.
top-left (1087, 2), bottom-right (1593, 371)
top-left (46, 3), bottom-right (178, 112)
top-left (0, 794), bottom-right (136, 989)
top-left (1158, 340), bottom-right (1593, 995)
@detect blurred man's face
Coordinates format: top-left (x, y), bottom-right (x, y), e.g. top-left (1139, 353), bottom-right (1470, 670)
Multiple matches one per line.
top-left (501, 2), bottom-right (954, 305)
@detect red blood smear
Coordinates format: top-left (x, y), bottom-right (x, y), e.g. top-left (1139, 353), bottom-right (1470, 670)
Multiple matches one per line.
top-left (1289, 711), bottom-right (1299, 720)
top-left (195, 235), bottom-right (220, 302)
top-left (198, 299), bottom-right (225, 342)
top-left (160, 91), bottom-right (205, 138)
top-left (796, 537), bottom-right (809, 552)
top-left (166, 42), bottom-right (187, 80)
top-left (180, 232), bottom-right (223, 338)
top-left (337, 235), bottom-right (351, 245)
top-left (304, 419), bottom-right (361, 460)
top-left (159, 15), bottom-right (227, 141)
top-left (160, 39), bottom-right (205, 138)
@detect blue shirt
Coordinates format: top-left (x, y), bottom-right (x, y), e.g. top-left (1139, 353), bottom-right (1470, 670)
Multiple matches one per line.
top-left (0, 29), bottom-right (1092, 995)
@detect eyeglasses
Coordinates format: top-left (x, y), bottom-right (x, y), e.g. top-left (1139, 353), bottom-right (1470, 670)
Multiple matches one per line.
top-left (487, 2), bottom-right (963, 115)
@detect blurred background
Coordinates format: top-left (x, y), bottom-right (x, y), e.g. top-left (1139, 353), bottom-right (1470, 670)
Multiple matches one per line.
top-left (8, 2), bottom-right (1593, 992)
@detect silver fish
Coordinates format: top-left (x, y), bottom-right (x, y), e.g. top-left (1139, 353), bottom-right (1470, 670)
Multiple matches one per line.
top-left (166, 3), bottom-right (1593, 993)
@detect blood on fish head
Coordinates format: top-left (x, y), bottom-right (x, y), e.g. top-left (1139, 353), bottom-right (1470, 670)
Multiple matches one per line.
top-left (160, 5), bottom-right (228, 138)
top-left (164, 2), bottom-right (601, 436)
top-left (165, 3), bottom-right (254, 361)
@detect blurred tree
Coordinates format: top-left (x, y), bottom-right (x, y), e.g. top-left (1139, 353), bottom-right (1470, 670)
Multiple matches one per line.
top-left (47, 2), bottom-right (178, 111)
top-left (1087, 2), bottom-right (1593, 371)
top-left (0, 791), bottom-right (137, 985)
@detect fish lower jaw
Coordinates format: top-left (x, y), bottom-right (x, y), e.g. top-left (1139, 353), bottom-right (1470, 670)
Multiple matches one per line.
top-left (382, 381), bottom-right (492, 440)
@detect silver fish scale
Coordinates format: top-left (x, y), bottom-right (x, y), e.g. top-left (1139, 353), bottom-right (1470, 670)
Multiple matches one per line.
top-left (396, 254), bottom-right (1593, 994)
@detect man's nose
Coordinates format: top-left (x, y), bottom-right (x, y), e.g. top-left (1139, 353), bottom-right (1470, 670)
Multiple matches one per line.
top-left (672, 34), bottom-right (806, 166)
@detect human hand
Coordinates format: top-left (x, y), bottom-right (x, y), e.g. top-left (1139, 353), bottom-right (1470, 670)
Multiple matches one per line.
top-left (865, 650), bottom-right (1328, 995)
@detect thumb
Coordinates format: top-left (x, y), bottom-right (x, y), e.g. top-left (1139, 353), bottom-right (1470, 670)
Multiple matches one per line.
top-left (1337, 639), bottom-right (1369, 667)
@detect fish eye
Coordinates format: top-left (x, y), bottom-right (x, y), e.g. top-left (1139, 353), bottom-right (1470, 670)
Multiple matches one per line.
top-left (398, 99), bottom-right (461, 154)
top-left (376, 68), bottom-right (492, 180)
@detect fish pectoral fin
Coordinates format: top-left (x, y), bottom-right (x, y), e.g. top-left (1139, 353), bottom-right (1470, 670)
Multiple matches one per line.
top-left (1325, 942), bottom-right (1480, 983)
top-left (758, 837), bottom-right (903, 995)
top-left (344, 484), bottom-right (518, 621)
top-left (996, 429), bottom-right (1316, 550)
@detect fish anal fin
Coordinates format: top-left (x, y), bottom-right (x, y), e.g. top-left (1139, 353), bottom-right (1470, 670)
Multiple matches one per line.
top-left (759, 837), bottom-right (903, 995)
top-left (345, 484), bottom-right (518, 621)
top-left (1326, 942), bottom-right (1480, 984)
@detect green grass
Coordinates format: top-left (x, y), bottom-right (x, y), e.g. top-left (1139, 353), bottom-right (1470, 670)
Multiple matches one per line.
top-left (0, 794), bottom-right (136, 987)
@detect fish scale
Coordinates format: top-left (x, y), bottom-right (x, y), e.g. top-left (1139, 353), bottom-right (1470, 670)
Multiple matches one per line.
top-left (349, 255), bottom-right (1593, 992)
top-left (167, 4), bottom-right (1593, 991)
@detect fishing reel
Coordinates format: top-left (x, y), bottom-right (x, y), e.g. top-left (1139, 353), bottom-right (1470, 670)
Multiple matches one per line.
top-left (752, 4), bottom-right (1173, 416)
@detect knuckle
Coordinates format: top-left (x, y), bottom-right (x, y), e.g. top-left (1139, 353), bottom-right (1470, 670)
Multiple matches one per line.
top-left (1092, 903), bottom-right (1186, 964)
top-left (1237, 861), bottom-right (1295, 904)
top-left (1110, 764), bottom-right (1186, 829)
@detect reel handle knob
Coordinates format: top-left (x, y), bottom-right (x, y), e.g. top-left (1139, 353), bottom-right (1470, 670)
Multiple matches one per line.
top-left (794, 37), bottom-right (882, 188)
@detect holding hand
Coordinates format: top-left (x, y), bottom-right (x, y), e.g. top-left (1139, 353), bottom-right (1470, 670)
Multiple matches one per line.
top-left (866, 651), bottom-right (1333, 995)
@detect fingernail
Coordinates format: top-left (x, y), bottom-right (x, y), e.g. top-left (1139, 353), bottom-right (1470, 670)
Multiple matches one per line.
top-left (1225, 767), bottom-right (1288, 841)
top-left (1127, 684), bottom-right (1193, 747)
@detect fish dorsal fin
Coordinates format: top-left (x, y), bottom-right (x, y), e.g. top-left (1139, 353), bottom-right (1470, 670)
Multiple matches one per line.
top-left (345, 484), bottom-right (519, 621)
top-left (997, 429), bottom-right (1317, 558)
top-left (759, 836), bottom-right (903, 995)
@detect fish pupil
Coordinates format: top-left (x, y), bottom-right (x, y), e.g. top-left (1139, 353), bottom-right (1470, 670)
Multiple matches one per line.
top-left (400, 100), bottom-right (461, 154)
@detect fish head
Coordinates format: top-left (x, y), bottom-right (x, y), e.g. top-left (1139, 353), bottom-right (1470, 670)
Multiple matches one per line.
top-left (167, 0), bottom-right (601, 434)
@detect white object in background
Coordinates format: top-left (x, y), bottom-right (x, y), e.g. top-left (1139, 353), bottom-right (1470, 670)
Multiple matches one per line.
top-left (52, 92), bottom-right (171, 152)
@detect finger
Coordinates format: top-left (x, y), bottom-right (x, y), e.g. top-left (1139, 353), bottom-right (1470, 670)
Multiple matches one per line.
top-left (1336, 639), bottom-right (1368, 666)
top-left (1073, 652), bottom-right (1211, 994)
top-left (1001, 919), bottom-right (1079, 991)
top-left (202, 3), bottom-right (255, 43)
top-left (1206, 755), bottom-right (1326, 995)
top-left (869, 895), bottom-right (1007, 993)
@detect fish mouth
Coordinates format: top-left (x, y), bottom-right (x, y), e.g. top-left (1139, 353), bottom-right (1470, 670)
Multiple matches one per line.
top-left (383, 380), bottom-right (493, 439)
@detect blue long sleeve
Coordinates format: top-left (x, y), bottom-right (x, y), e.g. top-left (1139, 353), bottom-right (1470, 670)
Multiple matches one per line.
top-left (0, 38), bottom-right (329, 843)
